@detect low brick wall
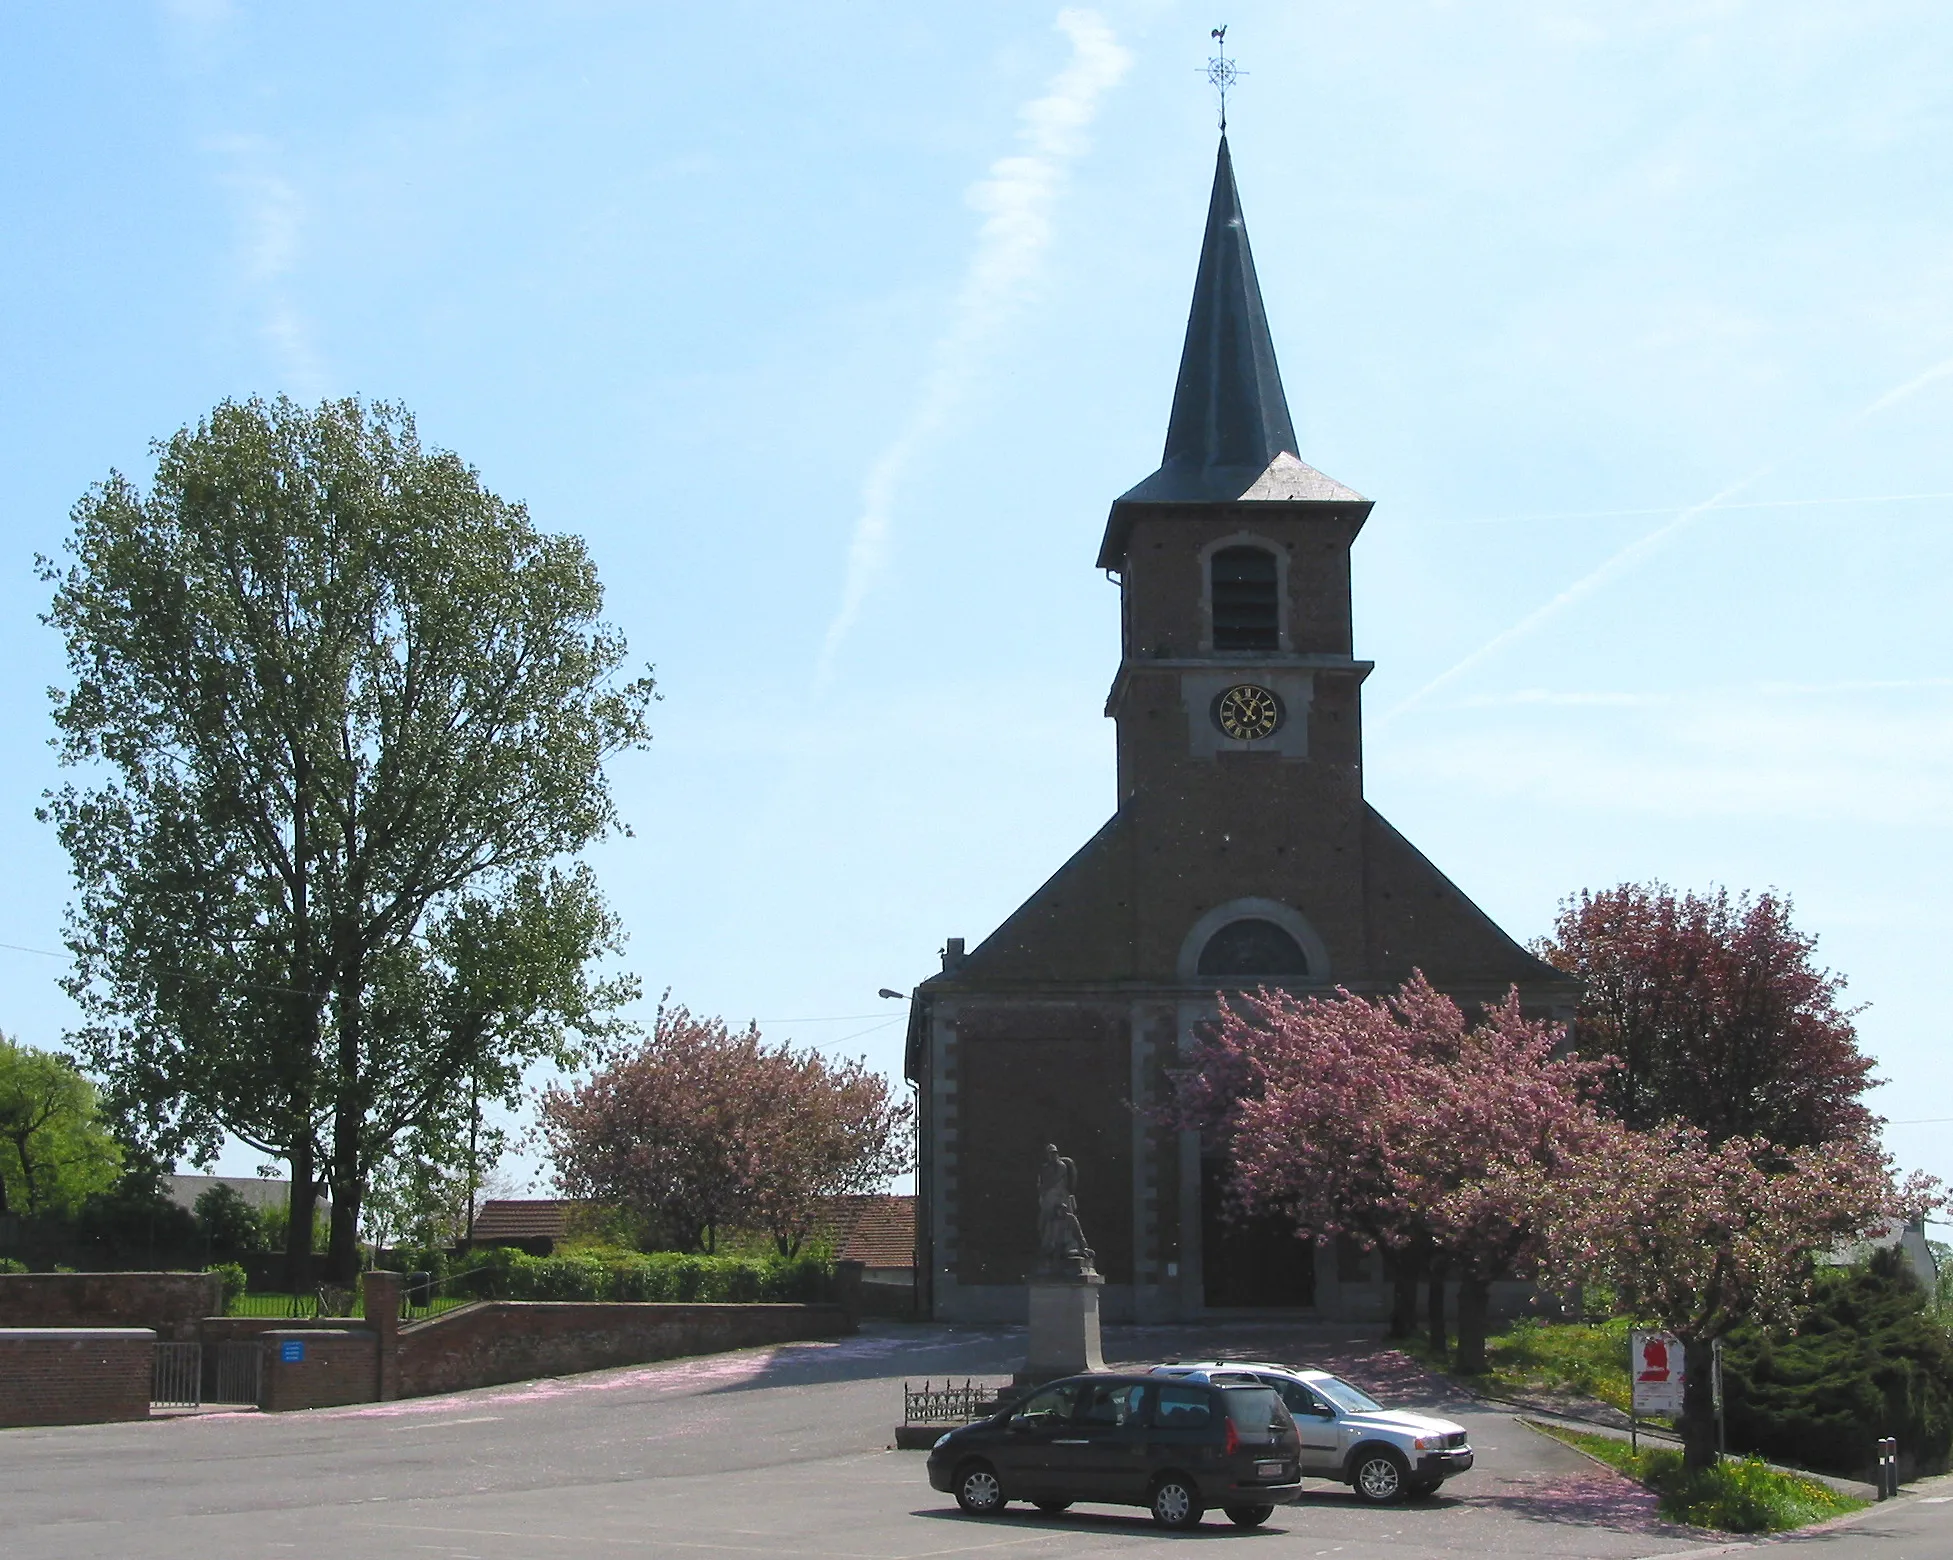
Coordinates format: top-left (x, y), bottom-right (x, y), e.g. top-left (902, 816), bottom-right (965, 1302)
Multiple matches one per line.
top-left (0, 1272), bottom-right (220, 1342)
top-left (260, 1329), bottom-right (378, 1411)
top-left (198, 1314), bottom-right (360, 1345)
top-left (0, 1328), bottom-right (155, 1428)
top-left (396, 1301), bottom-right (854, 1398)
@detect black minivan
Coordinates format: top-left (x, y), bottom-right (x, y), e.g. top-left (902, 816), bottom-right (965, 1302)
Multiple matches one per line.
top-left (926, 1373), bottom-right (1305, 1529)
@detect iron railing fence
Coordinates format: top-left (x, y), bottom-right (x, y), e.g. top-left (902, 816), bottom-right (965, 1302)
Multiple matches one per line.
top-left (226, 1292), bottom-right (320, 1319)
top-left (903, 1379), bottom-right (1009, 1425)
top-left (226, 1271), bottom-right (490, 1322)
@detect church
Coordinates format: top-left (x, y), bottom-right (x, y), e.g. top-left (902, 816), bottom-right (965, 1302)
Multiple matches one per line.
top-left (903, 137), bottom-right (1578, 1324)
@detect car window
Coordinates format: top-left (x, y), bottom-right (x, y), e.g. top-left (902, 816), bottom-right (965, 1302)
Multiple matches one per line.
top-left (1152, 1384), bottom-right (1212, 1427)
top-left (1310, 1375), bottom-right (1384, 1414)
top-left (1222, 1386), bottom-right (1294, 1430)
top-left (1011, 1381), bottom-right (1082, 1428)
top-left (1275, 1381), bottom-right (1331, 1416)
top-left (1076, 1382), bottom-right (1146, 1428)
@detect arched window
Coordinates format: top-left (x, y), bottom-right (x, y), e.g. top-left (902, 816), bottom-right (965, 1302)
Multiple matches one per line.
top-left (1196, 918), bottom-right (1310, 979)
top-left (1210, 545), bottom-right (1279, 651)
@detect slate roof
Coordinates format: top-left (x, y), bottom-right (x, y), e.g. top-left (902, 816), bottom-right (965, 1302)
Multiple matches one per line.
top-left (165, 1174), bottom-right (331, 1217)
top-left (1102, 136), bottom-right (1367, 567)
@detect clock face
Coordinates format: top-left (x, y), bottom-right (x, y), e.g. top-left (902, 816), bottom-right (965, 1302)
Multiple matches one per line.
top-left (1213, 683), bottom-right (1284, 741)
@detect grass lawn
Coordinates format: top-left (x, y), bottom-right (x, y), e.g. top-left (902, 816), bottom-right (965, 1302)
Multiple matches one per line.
top-left (1400, 1317), bottom-right (1635, 1412)
top-left (1483, 1317), bottom-right (1634, 1412)
top-left (1530, 1420), bottom-right (1867, 1532)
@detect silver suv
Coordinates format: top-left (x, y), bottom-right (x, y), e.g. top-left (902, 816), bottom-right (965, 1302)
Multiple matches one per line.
top-left (1150, 1362), bottom-right (1473, 1504)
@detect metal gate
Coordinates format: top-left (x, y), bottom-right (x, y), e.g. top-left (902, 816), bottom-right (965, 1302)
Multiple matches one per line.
top-left (151, 1342), bottom-right (263, 1409)
top-left (153, 1342), bottom-right (201, 1407)
top-left (208, 1341), bottom-right (262, 1406)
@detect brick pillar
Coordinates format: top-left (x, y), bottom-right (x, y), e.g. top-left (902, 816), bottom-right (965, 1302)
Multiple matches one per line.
top-left (363, 1270), bottom-right (402, 1402)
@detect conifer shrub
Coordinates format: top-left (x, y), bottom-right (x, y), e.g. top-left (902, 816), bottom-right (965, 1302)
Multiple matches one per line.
top-left (1723, 1249), bottom-right (1953, 1479)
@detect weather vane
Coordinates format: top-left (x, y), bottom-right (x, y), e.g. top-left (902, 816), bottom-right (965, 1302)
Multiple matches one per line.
top-left (1205, 25), bottom-right (1244, 132)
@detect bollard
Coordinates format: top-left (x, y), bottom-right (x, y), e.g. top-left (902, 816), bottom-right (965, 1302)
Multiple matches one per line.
top-left (1876, 1437), bottom-right (1898, 1499)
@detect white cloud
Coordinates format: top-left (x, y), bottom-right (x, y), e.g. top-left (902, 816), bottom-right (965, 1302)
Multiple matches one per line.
top-left (209, 137), bottom-right (327, 401)
top-left (813, 9), bottom-right (1131, 686)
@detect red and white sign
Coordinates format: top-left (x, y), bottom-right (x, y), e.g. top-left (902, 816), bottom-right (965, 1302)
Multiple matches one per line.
top-left (1630, 1329), bottom-right (1684, 1418)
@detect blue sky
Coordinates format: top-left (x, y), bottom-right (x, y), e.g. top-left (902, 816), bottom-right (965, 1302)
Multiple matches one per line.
top-left (2, 3), bottom-right (1950, 1217)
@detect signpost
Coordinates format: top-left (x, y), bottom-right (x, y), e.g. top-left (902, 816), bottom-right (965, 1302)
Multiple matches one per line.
top-left (1628, 1329), bottom-right (1724, 1459)
top-left (1629, 1329), bottom-right (1682, 1452)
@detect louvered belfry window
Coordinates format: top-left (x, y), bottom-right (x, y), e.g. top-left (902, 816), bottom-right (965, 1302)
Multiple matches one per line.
top-left (1210, 545), bottom-right (1279, 650)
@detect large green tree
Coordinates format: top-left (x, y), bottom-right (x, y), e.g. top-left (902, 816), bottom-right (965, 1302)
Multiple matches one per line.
top-left (0, 1035), bottom-right (122, 1218)
top-left (41, 396), bottom-right (655, 1284)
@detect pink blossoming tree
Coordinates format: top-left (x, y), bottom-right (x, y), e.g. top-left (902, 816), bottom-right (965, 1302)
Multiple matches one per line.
top-left (539, 1001), bottom-right (913, 1255)
top-left (1543, 1122), bottom-right (1921, 1469)
top-left (1161, 974), bottom-right (1612, 1372)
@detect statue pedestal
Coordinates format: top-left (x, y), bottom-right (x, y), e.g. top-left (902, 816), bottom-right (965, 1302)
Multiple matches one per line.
top-left (1016, 1268), bottom-right (1106, 1387)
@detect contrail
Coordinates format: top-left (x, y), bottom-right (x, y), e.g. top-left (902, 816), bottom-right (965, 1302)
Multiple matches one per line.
top-left (1455, 491), bottom-right (1953, 526)
top-left (1377, 351), bottom-right (1953, 728)
top-left (813, 9), bottom-right (1130, 687)
top-left (1853, 357), bottom-right (1953, 422)
top-left (1375, 469), bottom-right (1772, 728)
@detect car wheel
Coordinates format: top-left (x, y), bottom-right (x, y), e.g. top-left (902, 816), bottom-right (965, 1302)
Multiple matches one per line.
top-left (954, 1462), bottom-right (1006, 1515)
top-left (1033, 1500), bottom-right (1072, 1514)
top-left (1352, 1447), bottom-right (1410, 1505)
top-left (1151, 1474), bottom-right (1205, 1530)
top-left (1224, 1504), bottom-right (1274, 1528)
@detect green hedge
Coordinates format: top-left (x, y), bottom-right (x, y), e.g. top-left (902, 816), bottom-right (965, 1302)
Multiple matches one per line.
top-left (1724, 1248), bottom-right (1953, 1479)
top-left (203, 1262), bottom-right (248, 1306)
top-left (466, 1246), bottom-right (832, 1304)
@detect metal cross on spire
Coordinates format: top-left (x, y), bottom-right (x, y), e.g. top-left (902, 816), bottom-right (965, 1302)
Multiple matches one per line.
top-left (1205, 25), bottom-right (1244, 132)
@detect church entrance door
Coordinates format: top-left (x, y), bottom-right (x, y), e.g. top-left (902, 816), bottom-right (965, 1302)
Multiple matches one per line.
top-left (1200, 1156), bottom-right (1315, 1308)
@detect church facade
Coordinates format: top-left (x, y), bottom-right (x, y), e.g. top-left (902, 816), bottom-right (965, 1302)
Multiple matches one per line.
top-left (903, 138), bottom-right (1578, 1324)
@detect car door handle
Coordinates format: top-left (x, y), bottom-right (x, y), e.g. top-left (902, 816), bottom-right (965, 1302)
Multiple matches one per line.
top-left (1053, 1438), bottom-right (1088, 1444)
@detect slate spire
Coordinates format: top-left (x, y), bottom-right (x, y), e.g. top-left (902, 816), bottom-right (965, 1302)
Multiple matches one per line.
top-left (1163, 134), bottom-right (1296, 475)
top-left (1112, 136), bottom-right (1364, 519)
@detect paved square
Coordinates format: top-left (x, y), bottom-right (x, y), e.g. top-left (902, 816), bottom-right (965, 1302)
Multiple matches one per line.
top-left (2, 1323), bottom-right (1942, 1559)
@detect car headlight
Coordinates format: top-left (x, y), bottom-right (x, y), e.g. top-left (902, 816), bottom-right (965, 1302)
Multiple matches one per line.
top-left (933, 1432), bottom-right (952, 1450)
top-left (1412, 1435), bottom-right (1438, 1450)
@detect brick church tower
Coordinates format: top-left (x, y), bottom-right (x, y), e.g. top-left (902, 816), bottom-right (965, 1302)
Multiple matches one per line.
top-left (904, 137), bottom-right (1576, 1323)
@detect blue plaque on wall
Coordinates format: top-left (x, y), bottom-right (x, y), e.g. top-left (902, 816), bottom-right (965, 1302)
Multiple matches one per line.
top-left (279, 1339), bottom-right (305, 1363)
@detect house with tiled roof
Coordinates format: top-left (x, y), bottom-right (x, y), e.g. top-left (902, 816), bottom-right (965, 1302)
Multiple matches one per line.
top-left (466, 1198), bottom-right (575, 1254)
top-left (805, 1194), bottom-right (915, 1282)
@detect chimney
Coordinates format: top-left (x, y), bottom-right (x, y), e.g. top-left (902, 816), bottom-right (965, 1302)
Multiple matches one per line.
top-left (942, 937), bottom-right (965, 970)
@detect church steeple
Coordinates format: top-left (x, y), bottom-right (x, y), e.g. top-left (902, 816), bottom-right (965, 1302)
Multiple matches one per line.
top-left (1159, 135), bottom-right (1296, 482)
top-left (1102, 136), bottom-right (1364, 568)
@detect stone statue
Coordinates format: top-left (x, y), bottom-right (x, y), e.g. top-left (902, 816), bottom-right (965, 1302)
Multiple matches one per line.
top-left (1036, 1143), bottom-right (1096, 1274)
